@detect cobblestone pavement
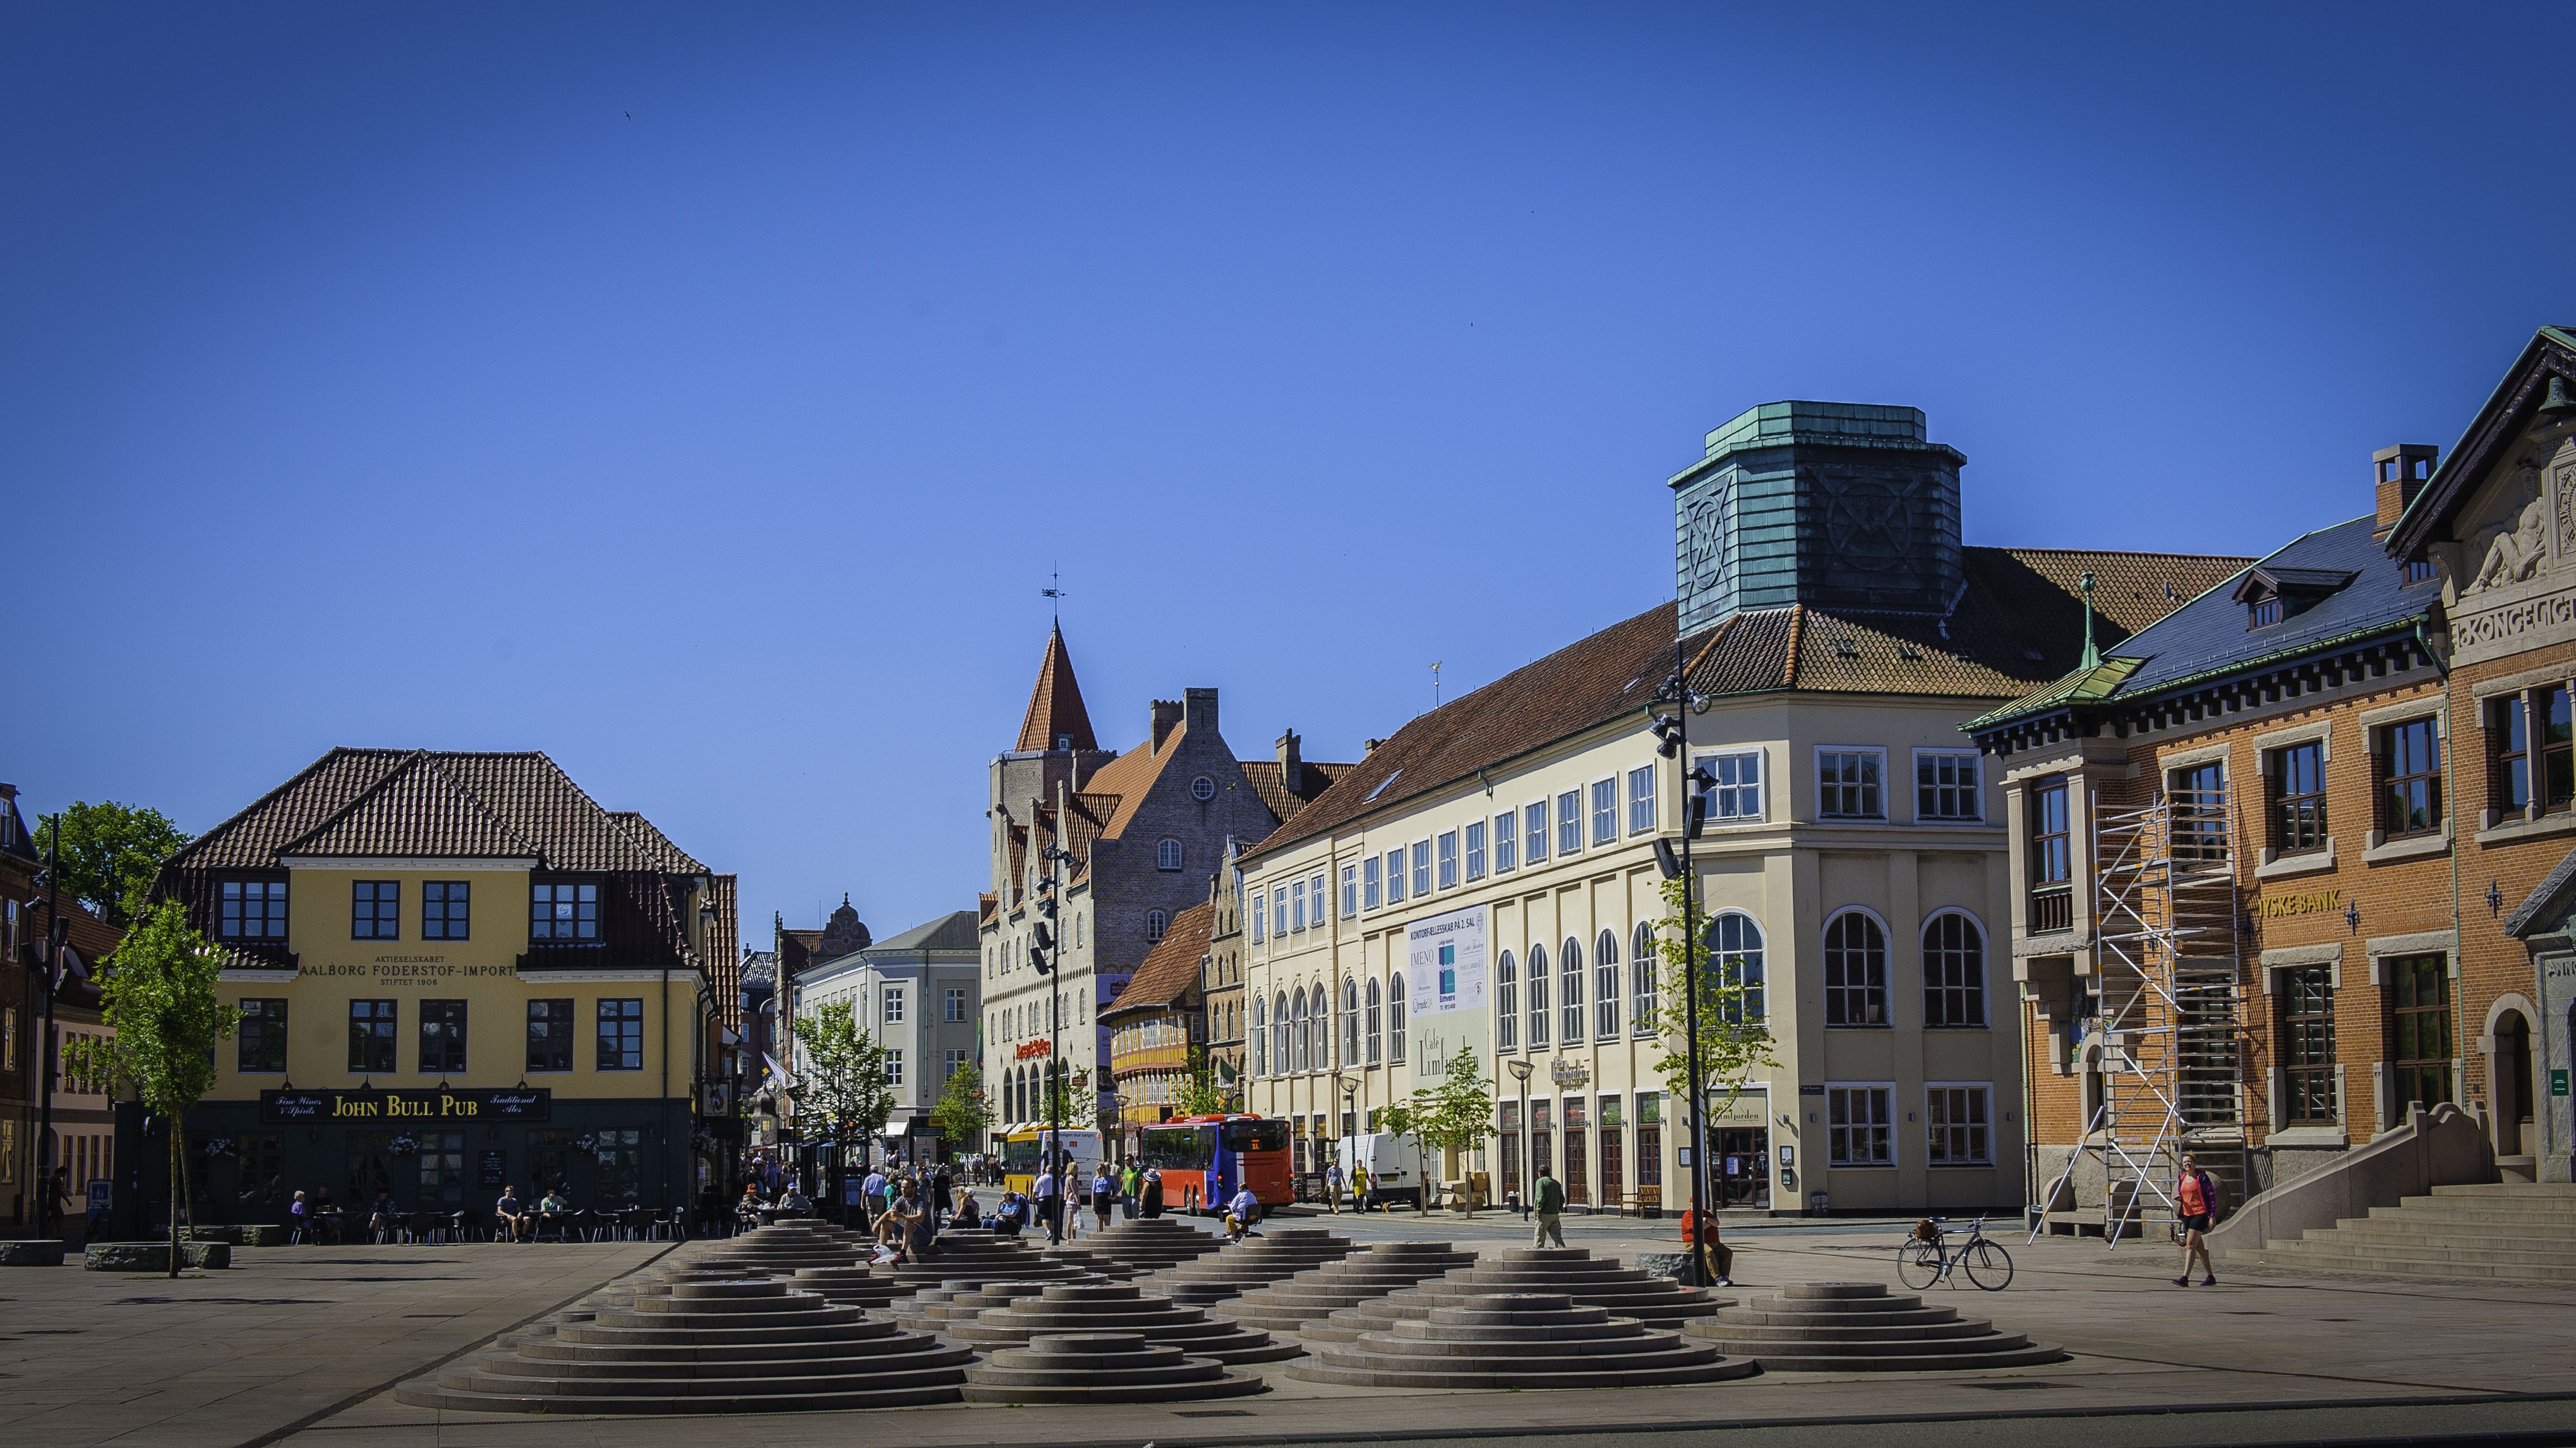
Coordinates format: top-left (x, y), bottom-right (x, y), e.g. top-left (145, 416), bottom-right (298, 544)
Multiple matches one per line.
top-left (8, 1228), bottom-right (2573, 1448)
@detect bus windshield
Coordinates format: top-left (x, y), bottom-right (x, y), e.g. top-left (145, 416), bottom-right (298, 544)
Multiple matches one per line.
top-left (1220, 1120), bottom-right (1289, 1154)
top-left (1001, 1137), bottom-right (1042, 1172)
top-left (1139, 1126), bottom-right (1213, 1171)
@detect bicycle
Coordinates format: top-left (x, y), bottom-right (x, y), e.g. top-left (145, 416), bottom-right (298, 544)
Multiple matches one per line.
top-left (1896, 1214), bottom-right (2014, 1291)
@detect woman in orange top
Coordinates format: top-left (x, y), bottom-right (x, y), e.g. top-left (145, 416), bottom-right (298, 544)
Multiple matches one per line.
top-left (1682, 1205), bottom-right (1733, 1286)
top-left (2172, 1152), bottom-right (2220, 1286)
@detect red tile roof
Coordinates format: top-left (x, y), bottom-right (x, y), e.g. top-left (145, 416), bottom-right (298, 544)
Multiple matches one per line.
top-left (1104, 900), bottom-right (1212, 1020)
top-left (1015, 624), bottom-right (1100, 754)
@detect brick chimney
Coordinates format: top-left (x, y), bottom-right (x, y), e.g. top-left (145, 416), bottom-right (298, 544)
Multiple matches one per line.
top-left (1182, 687), bottom-right (1219, 742)
top-left (1149, 699), bottom-right (1183, 753)
top-left (2374, 443), bottom-right (2438, 538)
top-left (1275, 729), bottom-right (1303, 795)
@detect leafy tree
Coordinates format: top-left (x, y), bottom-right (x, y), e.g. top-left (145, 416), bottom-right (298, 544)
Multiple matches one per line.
top-left (1648, 874), bottom-right (1779, 1120)
top-left (44, 802), bottom-right (193, 928)
top-left (791, 1001), bottom-right (893, 1219)
top-left (1038, 1063), bottom-right (1097, 1131)
top-left (62, 903), bottom-right (236, 1277)
top-left (1171, 1046), bottom-right (1234, 1119)
top-left (1382, 1048), bottom-right (1496, 1215)
top-left (929, 1062), bottom-right (994, 1151)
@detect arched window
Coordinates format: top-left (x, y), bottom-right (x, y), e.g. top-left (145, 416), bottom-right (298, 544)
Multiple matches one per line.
top-left (1341, 977), bottom-right (1359, 1066)
top-left (1496, 951), bottom-right (1519, 1050)
top-left (1250, 996), bottom-right (1268, 1075)
top-left (1388, 972), bottom-right (1407, 1065)
top-left (1272, 991), bottom-right (1289, 1075)
top-left (1922, 911), bottom-right (1987, 1027)
top-left (1526, 944), bottom-right (1550, 1048)
top-left (1076, 913), bottom-right (1085, 948)
top-left (1824, 909), bottom-right (1889, 1026)
top-left (1631, 922), bottom-right (1658, 1034)
top-left (1293, 989), bottom-right (1312, 1072)
top-left (1146, 909), bottom-right (1169, 942)
top-left (1596, 928), bottom-right (1621, 1040)
top-left (1706, 911), bottom-right (1766, 1022)
top-left (1157, 838), bottom-right (1183, 871)
top-left (1364, 977), bottom-right (1383, 1064)
top-left (1560, 936), bottom-right (1585, 1044)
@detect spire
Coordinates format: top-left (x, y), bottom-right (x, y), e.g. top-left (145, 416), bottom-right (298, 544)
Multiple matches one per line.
top-left (1015, 623), bottom-right (1099, 754)
top-left (2078, 570), bottom-right (2100, 670)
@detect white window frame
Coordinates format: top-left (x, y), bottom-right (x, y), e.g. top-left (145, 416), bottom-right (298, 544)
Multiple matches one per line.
top-left (1310, 872), bottom-right (1328, 927)
top-left (1524, 800), bottom-right (1549, 864)
top-left (1628, 764), bottom-right (1656, 835)
top-left (881, 986), bottom-right (905, 1023)
top-left (1465, 820), bottom-right (1486, 881)
top-left (1385, 848), bottom-right (1407, 904)
top-left (1290, 878), bottom-right (1306, 932)
top-left (1492, 811), bottom-right (1517, 872)
top-left (1590, 778), bottom-right (1618, 846)
top-left (1437, 831), bottom-right (1459, 890)
top-left (1340, 864), bottom-right (1359, 919)
top-left (1364, 855), bottom-right (1383, 910)
top-left (1156, 837), bottom-right (1184, 870)
top-left (884, 1048), bottom-right (905, 1087)
top-left (1920, 908), bottom-right (1989, 1028)
top-left (1826, 1082), bottom-right (1896, 1166)
top-left (945, 987), bottom-right (968, 1022)
top-left (1558, 789), bottom-right (1584, 855)
top-left (1925, 1082), bottom-right (1994, 1165)
top-left (1251, 891), bottom-right (1268, 943)
top-left (1911, 748), bottom-right (1985, 824)
top-left (1697, 749), bottom-right (1764, 823)
top-left (1411, 840), bottom-right (1432, 898)
top-left (1815, 746), bottom-right (1889, 821)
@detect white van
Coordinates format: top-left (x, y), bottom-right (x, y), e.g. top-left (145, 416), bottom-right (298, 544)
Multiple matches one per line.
top-left (1335, 1133), bottom-right (1428, 1207)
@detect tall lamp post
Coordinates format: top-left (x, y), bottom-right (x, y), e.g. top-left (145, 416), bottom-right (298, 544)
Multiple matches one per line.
top-left (1652, 641), bottom-right (1714, 1260)
top-left (25, 818), bottom-right (71, 1240)
top-left (1506, 1057), bottom-right (1534, 1219)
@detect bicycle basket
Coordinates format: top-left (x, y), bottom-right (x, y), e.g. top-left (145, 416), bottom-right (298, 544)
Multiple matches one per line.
top-left (1912, 1218), bottom-right (1939, 1242)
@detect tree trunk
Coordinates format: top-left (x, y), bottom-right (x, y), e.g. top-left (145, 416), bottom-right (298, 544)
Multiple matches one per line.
top-left (166, 1125), bottom-right (183, 1278)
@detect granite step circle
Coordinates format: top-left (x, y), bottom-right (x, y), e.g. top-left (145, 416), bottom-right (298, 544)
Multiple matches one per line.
top-left (1683, 1282), bottom-right (2067, 1372)
top-left (893, 1278), bottom-right (1061, 1332)
top-left (1303, 1248), bottom-right (1725, 1342)
top-left (960, 1331), bottom-right (1265, 1403)
top-left (1158, 1228), bottom-right (1362, 1305)
top-left (393, 1276), bottom-right (971, 1413)
top-left (1079, 1217), bottom-right (1227, 1270)
top-left (1217, 1241), bottom-right (1483, 1332)
top-left (1287, 1292), bottom-right (1758, 1389)
top-left (948, 1281), bottom-right (1302, 1363)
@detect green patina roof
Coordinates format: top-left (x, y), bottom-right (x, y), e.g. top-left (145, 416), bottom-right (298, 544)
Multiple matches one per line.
top-left (1963, 657), bottom-right (2141, 732)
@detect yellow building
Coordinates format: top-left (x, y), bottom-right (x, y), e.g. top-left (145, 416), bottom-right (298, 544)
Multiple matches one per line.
top-left (138, 749), bottom-right (733, 1229)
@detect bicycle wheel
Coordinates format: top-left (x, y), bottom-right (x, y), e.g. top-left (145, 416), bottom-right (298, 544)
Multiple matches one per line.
top-left (1963, 1238), bottom-right (2015, 1291)
top-left (1896, 1238), bottom-right (1943, 1291)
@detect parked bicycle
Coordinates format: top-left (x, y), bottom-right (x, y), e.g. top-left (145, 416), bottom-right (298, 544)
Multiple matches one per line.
top-left (1897, 1214), bottom-right (2014, 1290)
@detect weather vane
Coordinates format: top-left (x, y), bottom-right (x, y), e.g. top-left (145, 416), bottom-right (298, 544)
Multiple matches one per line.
top-left (1042, 567), bottom-right (1066, 621)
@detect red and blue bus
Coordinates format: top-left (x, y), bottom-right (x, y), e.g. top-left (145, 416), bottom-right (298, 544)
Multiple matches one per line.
top-left (1136, 1114), bottom-right (1291, 1213)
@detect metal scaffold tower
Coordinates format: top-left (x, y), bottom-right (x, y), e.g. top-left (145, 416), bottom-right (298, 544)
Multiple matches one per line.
top-left (2032, 783), bottom-right (2244, 1248)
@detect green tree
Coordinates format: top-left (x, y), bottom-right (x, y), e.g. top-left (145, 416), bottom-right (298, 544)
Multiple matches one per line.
top-left (1038, 1063), bottom-right (1096, 1131)
top-left (61, 902), bottom-right (236, 1277)
top-left (1171, 1046), bottom-right (1234, 1119)
top-left (791, 1001), bottom-right (893, 1220)
top-left (1649, 874), bottom-right (1779, 1118)
top-left (929, 1061), bottom-right (994, 1152)
top-left (45, 802), bottom-right (193, 928)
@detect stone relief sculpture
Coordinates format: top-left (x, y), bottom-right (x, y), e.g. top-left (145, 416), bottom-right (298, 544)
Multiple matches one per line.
top-left (2472, 493), bottom-right (2551, 593)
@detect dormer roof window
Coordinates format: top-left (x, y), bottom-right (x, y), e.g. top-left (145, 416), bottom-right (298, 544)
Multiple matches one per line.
top-left (2232, 564), bottom-right (2355, 630)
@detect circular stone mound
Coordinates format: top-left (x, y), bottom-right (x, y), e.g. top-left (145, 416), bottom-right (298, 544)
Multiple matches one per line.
top-left (1683, 1281), bottom-right (2067, 1372)
top-left (1158, 1228), bottom-right (1361, 1305)
top-left (1080, 1217), bottom-right (1227, 1270)
top-left (394, 1275), bottom-right (970, 1413)
top-left (949, 1280), bottom-right (1301, 1364)
top-left (1304, 1248), bottom-right (1725, 1342)
top-left (1218, 1241), bottom-right (1481, 1332)
top-left (790, 1229), bottom-right (1093, 1308)
top-left (893, 1278), bottom-right (1059, 1333)
top-left (1287, 1291), bottom-right (1757, 1389)
top-left (961, 1330), bottom-right (1265, 1403)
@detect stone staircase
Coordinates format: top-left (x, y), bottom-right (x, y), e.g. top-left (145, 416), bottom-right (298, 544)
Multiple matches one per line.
top-left (2232, 1182), bottom-right (2576, 1282)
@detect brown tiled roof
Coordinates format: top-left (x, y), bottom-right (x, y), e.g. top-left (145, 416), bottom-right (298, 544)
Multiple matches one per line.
top-left (1247, 545), bottom-right (2244, 863)
top-left (289, 756), bottom-right (541, 860)
top-left (1015, 624), bottom-right (1100, 754)
top-left (1076, 726), bottom-right (1193, 840)
top-left (1238, 759), bottom-right (1354, 826)
top-left (706, 874), bottom-right (741, 1031)
top-left (611, 811), bottom-right (709, 874)
top-left (1104, 900), bottom-right (1212, 1020)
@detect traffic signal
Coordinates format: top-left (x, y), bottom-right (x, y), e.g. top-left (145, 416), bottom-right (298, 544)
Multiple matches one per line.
top-left (1651, 714), bottom-right (1684, 758)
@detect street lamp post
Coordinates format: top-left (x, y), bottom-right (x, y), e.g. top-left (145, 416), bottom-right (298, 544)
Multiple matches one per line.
top-left (27, 818), bottom-right (71, 1240)
top-left (1506, 1057), bottom-right (1534, 1219)
top-left (1654, 640), bottom-right (1714, 1258)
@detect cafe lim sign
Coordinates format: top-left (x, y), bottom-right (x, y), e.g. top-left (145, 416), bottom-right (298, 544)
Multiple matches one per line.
top-left (260, 1087), bottom-right (553, 1124)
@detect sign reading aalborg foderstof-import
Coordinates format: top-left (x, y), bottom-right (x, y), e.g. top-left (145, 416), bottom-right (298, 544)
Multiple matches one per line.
top-left (259, 1087), bottom-right (553, 1123)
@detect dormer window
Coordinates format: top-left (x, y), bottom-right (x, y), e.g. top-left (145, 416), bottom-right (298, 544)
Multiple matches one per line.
top-left (2233, 564), bottom-right (2354, 631)
top-left (2249, 594), bottom-right (2284, 628)
top-left (2401, 557), bottom-right (2437, 586)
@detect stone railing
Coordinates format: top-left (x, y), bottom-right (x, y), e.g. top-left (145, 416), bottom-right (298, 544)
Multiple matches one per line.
top-left (2209, 1102), bottom-right (2494, 1259)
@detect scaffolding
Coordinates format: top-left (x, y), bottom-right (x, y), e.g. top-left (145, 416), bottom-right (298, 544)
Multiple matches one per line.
top-left (2032, 784), bottom-right (2244, 1247)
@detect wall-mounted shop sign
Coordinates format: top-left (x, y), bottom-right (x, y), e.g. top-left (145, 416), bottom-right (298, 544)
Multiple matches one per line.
top-left (2255, 890), bottom-right (2343, 919)
top-left (260, 1087), bottom-right (553, 1124)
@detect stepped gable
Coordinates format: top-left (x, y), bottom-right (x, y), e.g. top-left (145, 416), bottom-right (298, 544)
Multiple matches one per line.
top-left (395, 1276), bottom-right (970, 1414)
top-left (2229, 1181), bottom-right (2576, 1282)
top-left (961, 1331), bottom-right (1265, 1404)
top-left (1081, 1216), bottom-right (1227, 1271)
top-left (1217, 1241), bottom-right (1480, 1333)
top-left (1304, 1247), bottom-right (1723, 1342)
top-left (1287, 1292), bottom-right (1757, 1389)
top-left (1683, 1282), bottom-right (2064, 1371)
top-left (790, 1229), bottom-right (1090, 1308)
top-left (1158, 1227), bottom-right (1360, 1305)
top-left (946, 1281), bottom-right (1301, 1364)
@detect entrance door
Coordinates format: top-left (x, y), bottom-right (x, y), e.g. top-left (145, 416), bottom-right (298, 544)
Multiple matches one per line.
top-left (1713, 1127), bottom-right (1769, 1209)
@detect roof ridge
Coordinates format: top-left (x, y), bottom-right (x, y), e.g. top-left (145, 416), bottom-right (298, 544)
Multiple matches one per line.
top-left (165, 747), bottom-right (409, 869)
top-left (421, 753), bottom-right (545, 857)
top-left (1781, 605), bottom-right (1808, 688)
top-left (276, 749), bottom-right (435, 857)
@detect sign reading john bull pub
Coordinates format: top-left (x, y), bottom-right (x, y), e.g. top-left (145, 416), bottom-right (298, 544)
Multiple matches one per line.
top-left (260, 1087), bottom-right (553, 1124)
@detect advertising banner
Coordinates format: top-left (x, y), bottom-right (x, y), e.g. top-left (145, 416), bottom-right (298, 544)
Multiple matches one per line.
top-left (1406, 905), bottom-right (1488, 1018)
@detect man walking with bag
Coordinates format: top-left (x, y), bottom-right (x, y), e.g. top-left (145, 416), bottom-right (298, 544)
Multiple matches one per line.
top-left (1531, 1167), bottom-right (1567, 1248)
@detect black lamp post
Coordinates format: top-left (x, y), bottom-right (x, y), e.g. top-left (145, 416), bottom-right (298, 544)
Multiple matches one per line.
top-left (25, 818), bottom-right (72, 1241)
top-left (1507, 1057), bottom-right (1534, 1218)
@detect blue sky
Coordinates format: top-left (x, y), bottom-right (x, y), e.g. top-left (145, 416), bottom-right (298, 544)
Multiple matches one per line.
top-left (7, 4), bottom-right (2572, 950)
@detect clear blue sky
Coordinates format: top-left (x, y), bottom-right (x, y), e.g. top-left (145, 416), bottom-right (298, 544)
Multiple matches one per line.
top-left (7, 4), bottom-right (2572, 950)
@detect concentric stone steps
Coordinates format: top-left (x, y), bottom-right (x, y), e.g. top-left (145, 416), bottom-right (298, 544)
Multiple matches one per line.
top-left (947, 1281), bottom-right (1301, 1363)
top-left (785, 1227), bottom-right (1097, 1308)
top-left (1288, 1292), bottom-right (1757, 1389)
top-left (961, 1332), bottom-right (1264, 1403)
top-left (1218, 1241), bottom-right (1481, 1333)
top-left (1158, 1228), bottom-right (1360, 1305)
top-left (1080, 1217), bottom-right (1226, 1272)
top-left (1684, 1282), bottom-right (2064, 1371)
top-left (395, 1276), bottom-right (969, 1413)
top-left (1304, 1248), bottom-right (1723, 1342)
top-left (892, 1279), bottom-right (1058, 1333)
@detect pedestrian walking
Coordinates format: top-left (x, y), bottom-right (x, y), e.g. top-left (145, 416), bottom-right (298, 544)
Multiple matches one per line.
top-left (1090, 1166), bottom-right (1116, 1234)
top-left (1140, 1167), bottom-right (1165, 1219)
top-left (1323, 1159), bottom-right (1344, 1213)
top-left (1531, 1168), bottom-right (1567, 1248)
top-left (860, 1165), bottom-right (889, 1228)
top-left (1033, 1162), bottom-right (1064, 1244)
top-left (2172, 1152), bottom-right (2223, 1286)
top-left (1352, 1163), bottom-right (1371, 1214)
top-left (1122, 1162), bottom-right (1141, 1221)
top-left (932, 1164), bottom-right (954, 1225)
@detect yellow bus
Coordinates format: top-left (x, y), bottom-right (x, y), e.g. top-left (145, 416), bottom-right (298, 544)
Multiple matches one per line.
top-left (999, 1125), bottom-right (1103, 1196)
